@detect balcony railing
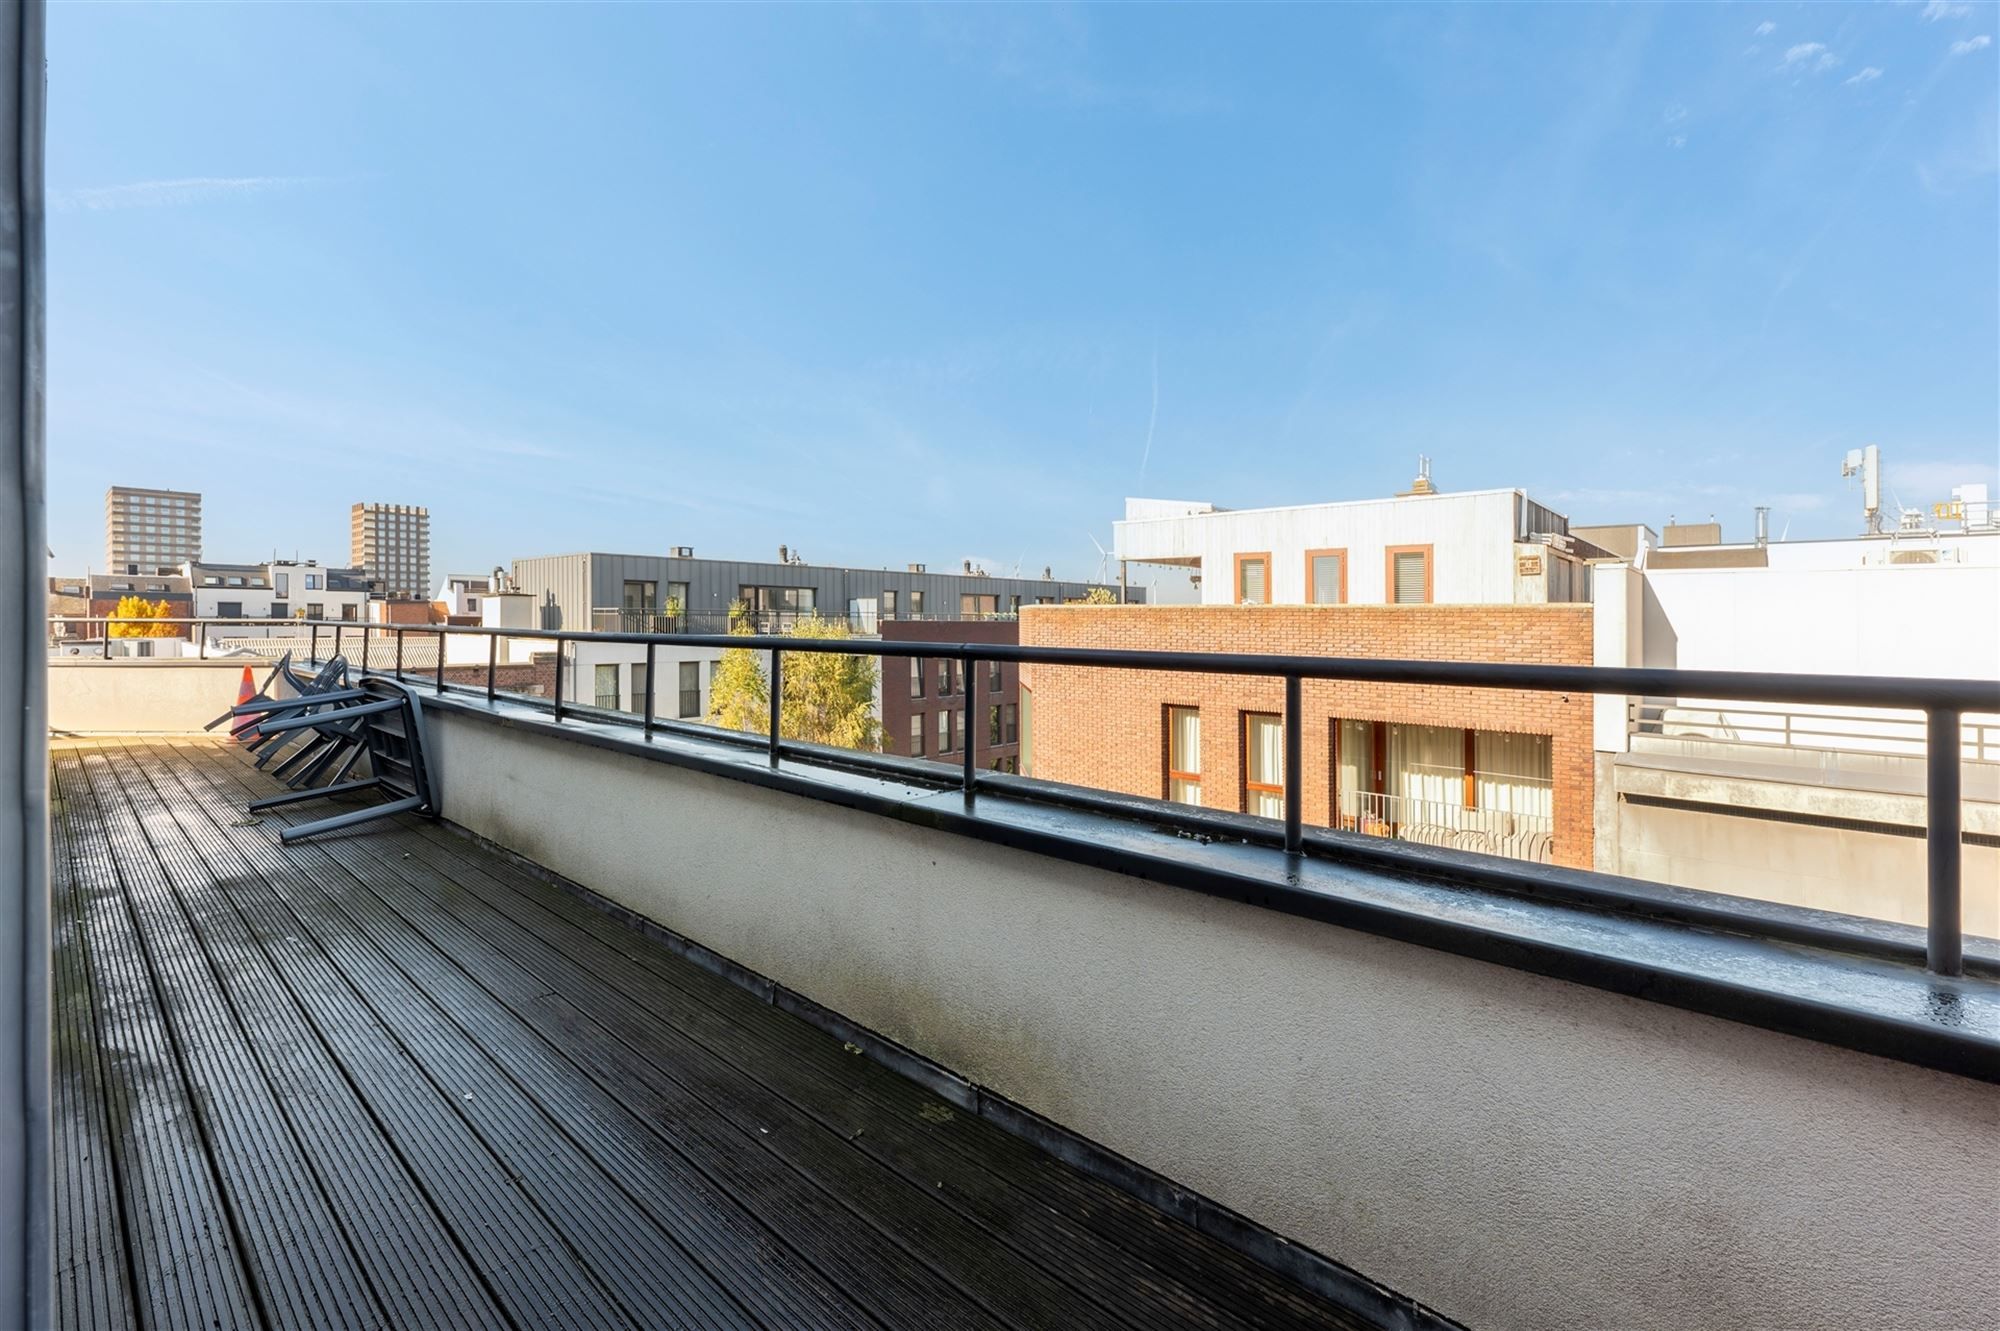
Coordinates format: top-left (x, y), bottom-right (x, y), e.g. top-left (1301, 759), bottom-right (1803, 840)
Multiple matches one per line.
top-left (589, 606), bottom-right (1032, 636)
top-left (48, 613), bottom-right (2000, 977)
top-left (1336, 790), bottom-right (1555, 865)
top-left (1630, 697), bottom-right (2000, 765)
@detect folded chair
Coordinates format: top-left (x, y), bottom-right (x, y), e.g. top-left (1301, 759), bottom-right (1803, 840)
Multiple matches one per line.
top-left (244, 677), bottom-right (439, 843)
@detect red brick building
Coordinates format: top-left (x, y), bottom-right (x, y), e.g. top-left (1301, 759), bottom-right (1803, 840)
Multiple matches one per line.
top-left (880, 619), bottom-right (1023, 773)
top-left (1018, 604), bottom-right (1595, 869)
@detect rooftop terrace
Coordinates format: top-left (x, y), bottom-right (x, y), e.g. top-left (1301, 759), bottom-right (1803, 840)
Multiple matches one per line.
top-left (52, 737), bottom-right (1374, 1331)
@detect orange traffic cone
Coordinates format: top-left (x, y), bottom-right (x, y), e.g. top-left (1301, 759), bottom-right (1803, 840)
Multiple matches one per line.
top-left (230, 665), bottom-right (257, 743)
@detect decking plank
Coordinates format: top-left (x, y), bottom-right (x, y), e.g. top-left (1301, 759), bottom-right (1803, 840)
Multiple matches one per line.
top-left (53, 748), bottom-right (266, 1331)
top-left (55, 737), bottom-right (1378, 1331)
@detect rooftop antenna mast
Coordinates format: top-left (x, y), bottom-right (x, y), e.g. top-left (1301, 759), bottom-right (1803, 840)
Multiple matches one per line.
top-left (1841, 444), bottom-right (1882, 535)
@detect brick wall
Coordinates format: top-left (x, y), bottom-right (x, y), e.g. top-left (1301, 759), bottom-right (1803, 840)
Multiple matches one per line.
top-left (439, 651), bottom-right (556, 698)
top-left (1019, 604), bottom-right (1596, 869)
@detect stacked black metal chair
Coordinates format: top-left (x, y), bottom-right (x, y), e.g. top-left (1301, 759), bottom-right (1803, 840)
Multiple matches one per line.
top-left (239, 676), bottom-right (440, 843)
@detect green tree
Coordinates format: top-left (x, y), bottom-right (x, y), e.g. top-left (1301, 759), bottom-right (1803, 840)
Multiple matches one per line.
top-left (705, 601), bottom-right (769, 733)
top-left (779, 614), bottom-right (881, 751)
top-left (703, 604), bottom-right (882, 751)
top-left (108, 595), bottom-right (181, 638)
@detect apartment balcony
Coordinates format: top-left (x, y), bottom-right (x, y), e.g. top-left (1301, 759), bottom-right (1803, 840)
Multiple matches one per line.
top-left (39, 647), bottom-right (2000, 1331)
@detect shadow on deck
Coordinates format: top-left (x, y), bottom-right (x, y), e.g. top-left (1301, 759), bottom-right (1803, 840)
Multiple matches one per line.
top-left (51, 738), bottom-right (1372, 1331)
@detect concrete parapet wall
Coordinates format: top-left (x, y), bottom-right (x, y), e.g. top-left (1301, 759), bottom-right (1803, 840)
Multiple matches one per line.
top-left (427, 706), bottom-right (2000, 1331)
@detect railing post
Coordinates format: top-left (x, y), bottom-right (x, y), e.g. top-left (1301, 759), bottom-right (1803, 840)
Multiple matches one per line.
top-left (101, 626), bottom-right (109, 660)
top-left (333, 624), bottom-right (342, 662)
top-left (486, 633), bottom-right (497, 703)
top-left (394, 628), bottom-right (403, 679)
top-left (1927, 706), bottom-right (1963, 977)
top-left (310, 623), bottom-right (318, 665)
top-left (963, 653), bottom-right (979, 800)
top-left (552, 639), bottom-right (566, 723)
top-left (1284, 674), bottom-right (1303, 855)
top-left (768, 647), bottom-right (782, 766)
top-left (197, 622), bottom-right (206, 660)
top-left (435, 629), bottom-right (445, 694)
top-left (362, 622), bottom-right (371, 674)
top-left (643, 641), bottom-right (656, 739)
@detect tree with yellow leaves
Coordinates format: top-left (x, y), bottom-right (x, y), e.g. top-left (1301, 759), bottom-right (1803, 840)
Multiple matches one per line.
top-left (108, 596), bottom-right (182, 638)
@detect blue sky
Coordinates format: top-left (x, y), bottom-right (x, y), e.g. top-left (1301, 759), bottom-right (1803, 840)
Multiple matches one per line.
top-left (46, 2), bottom-right (1999, 582)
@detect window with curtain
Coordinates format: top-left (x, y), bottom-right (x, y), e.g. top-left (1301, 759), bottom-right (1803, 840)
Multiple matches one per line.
top-left (908, 713), bottom-right (924, 757)
top-left (1331, 717), bottom-right (1369, 827)
top-left (1165, 706), bottom-right (1202, 806)
top-left (1473, 731), bottom-right (1554, 819)
top-left (937, 659), bottom-right (952, 695)
top-left (629, 662), bottom-right (647, 715)
top-left (678, 661), bottom-right (700, 718)
top-left (594, 663), bottom-right (619, 711)
top-left (1003, 703), bottom-right (1018, 743)
top-left (1385, 722), bottom-right (1464, 828)
top-left (909, 657), bottom-right (924, 698)
top-left (1235, 555), bottom-right (1268, 605)
top-left (989, 661), bottom-right (1003, 693)
top-left (937, 709), bottom-right (952, 752)
top-left (1241, 712), bottom-right (1282, 817)
top-left (1309, 552), bottom-right (1344, 604)
top-left (1391, 549), bottom-right (1430, 603)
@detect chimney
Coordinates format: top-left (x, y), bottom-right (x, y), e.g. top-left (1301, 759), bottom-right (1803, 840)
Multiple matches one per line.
top-left (963, 559), bottom-right (973, 574)
top-left (908, 562), bottom-right (925, 574)
top-left (778, 544), bottom-right (789, 564)
top-left (1755, 506), bottom-right (1770, 547)
top-left (1042, 566), bottom-right (1052, 580)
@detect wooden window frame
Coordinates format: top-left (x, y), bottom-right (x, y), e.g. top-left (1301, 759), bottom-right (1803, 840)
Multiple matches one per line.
top-left (1304, 547), bottom-right (1348, 605)
top-left (1162, 704), bottom-right (1202, 802)
top-left (1233, 551), bottom-right (1273, 606)
top-left (1384, 544), bottom-right (1435, 604)
top-left (1239, 710), bottom-right (1284, 812)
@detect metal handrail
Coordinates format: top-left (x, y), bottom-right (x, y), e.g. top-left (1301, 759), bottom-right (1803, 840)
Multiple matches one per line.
top-left (51, 613), bottom-right (2000, 976)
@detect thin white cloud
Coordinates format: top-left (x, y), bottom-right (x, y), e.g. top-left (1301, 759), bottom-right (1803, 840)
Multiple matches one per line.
top-left (1844, 66), bottom-right (1884, 85)
top-left (1755, 21), bottom-right (1776, 37)
top-left (1923, 2), bottom-right (1972, 20)
top-left (1663, 102), bottom-right (1688, 125)
top-left (1668, 134), bottom-right (1687, 149)
top-left (1781, 42), bottom-right (1843, 74)
top-left (1950, 34), bottom-right (1992, 54)
top-left (52, 175), bottom-right (330, 213)
top-left (1885, 459), bottom-right (2000, 495)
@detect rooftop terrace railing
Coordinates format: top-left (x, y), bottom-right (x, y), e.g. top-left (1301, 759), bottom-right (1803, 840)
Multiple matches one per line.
top-left (51, 613), bottom-right (2000, 978)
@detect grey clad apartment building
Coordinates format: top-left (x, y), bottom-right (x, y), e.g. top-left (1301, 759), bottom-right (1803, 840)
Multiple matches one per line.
top-left (510, 550), bottom-right (1137, 634)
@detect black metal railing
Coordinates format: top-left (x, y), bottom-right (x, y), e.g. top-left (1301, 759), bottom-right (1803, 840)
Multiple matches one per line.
top-left (54, 613), bottom-right (2000, 978)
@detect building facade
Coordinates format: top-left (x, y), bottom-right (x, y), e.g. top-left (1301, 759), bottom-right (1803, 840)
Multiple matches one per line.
top-left (434, 572), bottom-right (493, 621)
top-left (509, 550), bottom-right (1135, 635)
top-left (1019, 603), bottom-right (1595, 869)
top-left (184, 559), bottom-right (371, 628)
top-left (880, 620), bottom-right (1024, 773)
top-left (105, 486), bottom-right (201, 575)
top-left (350, 502), bottom-right (432, 599)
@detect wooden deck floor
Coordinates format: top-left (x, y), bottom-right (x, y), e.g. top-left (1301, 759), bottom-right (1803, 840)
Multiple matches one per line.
top-left (51, 738), bottom-right (1373, 1331)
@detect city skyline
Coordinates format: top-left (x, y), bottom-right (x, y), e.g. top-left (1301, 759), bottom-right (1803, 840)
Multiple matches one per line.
top-left (44, 4), bottom-right (1999, 578)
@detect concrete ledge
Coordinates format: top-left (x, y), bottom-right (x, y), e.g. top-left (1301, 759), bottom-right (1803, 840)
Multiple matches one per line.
top-left (425, 703), bottom-right (2000, 1331)
top-left (49, 658), bottom-right (263, 734)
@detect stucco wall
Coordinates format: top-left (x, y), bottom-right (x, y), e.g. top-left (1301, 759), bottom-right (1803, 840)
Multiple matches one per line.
top-left (48, 659), bottom-right (267, 734)
top-left (428, 709), bottom-right (2000, 1331)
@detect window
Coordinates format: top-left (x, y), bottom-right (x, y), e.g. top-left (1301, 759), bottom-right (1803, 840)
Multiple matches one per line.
top-left (1165, 706), bottom-right (1202, 806)
top-left (466, 597), bottom-right (479, 611)
top-left (594, 664), bottom-right (620, 711)
top-left (623, 580), bottom-right (657, 611)
top-left (1305, 549), bottom-right (1347, 605)
top-left (306, 574), bottom-right (321, 590)
top-left (1234, 552), bottom-right (1271, 605)
top-left (1003, 703), bottom-right (1018, 744)
top-left (909, 657), bottom-right (925, 699)
top-left (341, 604), bottom-right (359, 622)
top-left (217, 601), bottom-right (242, 619)
top-left (630, 662), bottom-right (648, 715)
top-left (908, 713), bottom-right (924, 757)
top-left (304, 603), bottom-right (323, 620)
top-left (937, 709), bottom-right (952, 752)
top-left (1241, 712), bottom-right (1283, 818)
top-left (910, 590), bottom-right (925, 617)
top-left (274, 572), bottom-right (289, 596)
top-left (678, 661), bottom-right (700, 719)
top-left (988, 705), bottom-right (1002, 746)
top-left (1386, 545), bottom-right (1433, 604)
top-left (937, 659), bottom-right (953, 695)
top-left (668, 581), bottom-right (689, 612)
top-left (989, 661), bottom-right (1003, 693)
top-left (961, 593), bottom-right (999, 618)
top-left (881, 590), bottom-right (898, 621)
top-left (738, 585), bottom-right (815, 613)
top-left (225, 576), bottom-right (244, 588)
top-left (270, 601), bottom-right (288, 618)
